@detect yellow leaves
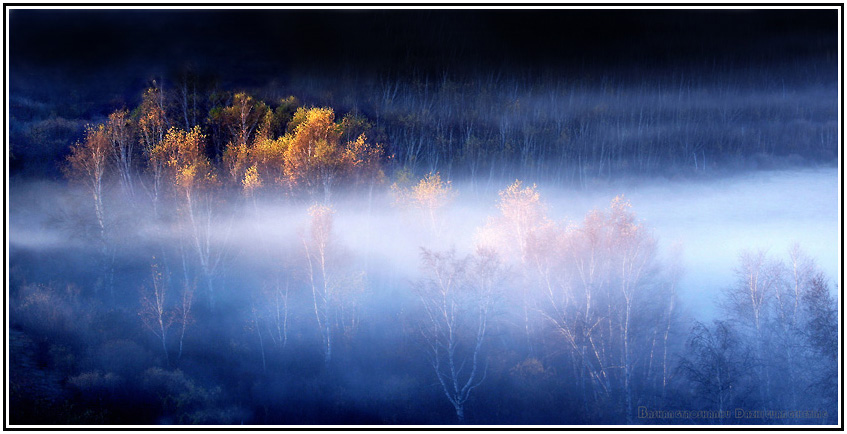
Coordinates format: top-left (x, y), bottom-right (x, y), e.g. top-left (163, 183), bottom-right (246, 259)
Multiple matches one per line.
top-left (411, 172), bottom-right (454, 210)
top-left (242, 164), bottom-right (262, 196)
top-left (138, 87), bottom-right (166, 148)
top-left (159, 126), bottom-right (216, 195)
top-left (250, 135), bottom-right (289, 186)
top-left (176, 165), bottom-right (197, 191)
top-left (392, 171), bottom-right (454, 212)
top-left (223, 140), bottom-right (250, 184)
top-left (284, 107), bottom-right (341, 190)
top-left (344, 133), bottom-right (385, 181)
top-left (282, 107), bottom-right (383, 195)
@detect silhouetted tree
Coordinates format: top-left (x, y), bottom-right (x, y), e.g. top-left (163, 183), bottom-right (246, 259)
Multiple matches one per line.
top-left (415, 247), bottom-right (504, 421)
top-left (679, 320), bottom-right (755, 420)
top-left (139, 261), bottom-right (171, 367)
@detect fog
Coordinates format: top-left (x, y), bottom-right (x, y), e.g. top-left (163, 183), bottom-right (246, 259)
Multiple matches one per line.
top-left (12, 167), bottom-right (837, 314)
top-left (9, 150), bottom-right (840, 427)
top-left (7, 8), bottom-right (839, 426)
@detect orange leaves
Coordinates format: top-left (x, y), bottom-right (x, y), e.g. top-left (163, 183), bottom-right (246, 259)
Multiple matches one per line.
top-left (250, 135), bottom-right (289, 186)
top-left (345, 133), bottom-right (385, 184)
top-left (411, 172), bottom-right (453, 210)
top-left (223, 141), bottom-right (250, 184)
top-left (138, 87), bottom-right (167, 150)
top-left (65, 124), bottom-right (110, 187)
top-left (391, 172), bottom-right (455, 237)
top-left (107, 109), bottom-right (132, 140)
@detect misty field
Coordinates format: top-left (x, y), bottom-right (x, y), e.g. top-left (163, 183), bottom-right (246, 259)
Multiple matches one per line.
top-left (8, 145), bottom-right (838, 425)
top-left (7, 8), bottom-right (840, 427)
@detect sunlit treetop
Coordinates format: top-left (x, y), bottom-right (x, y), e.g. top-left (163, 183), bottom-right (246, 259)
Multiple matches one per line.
top-left (496, 180), bottom-right (548, 230)
top-left (64, 124), bottom-right (110, 187)
top-left (476, 180), bottom-right (553, 263)
top-left (136, 87), bottom-right (168, 149)
top-left (154, 126), bottom-right (218, 195)
top-left (281, 107), bottom-right (384, 199)
top-left (410, 172), bottom-right (454, 211)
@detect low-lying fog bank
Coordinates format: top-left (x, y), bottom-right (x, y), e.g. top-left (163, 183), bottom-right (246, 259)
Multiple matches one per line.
top-left (8, 167), bottom-right (839, 425)
top-left (10, 167), bottom-right (839, 321)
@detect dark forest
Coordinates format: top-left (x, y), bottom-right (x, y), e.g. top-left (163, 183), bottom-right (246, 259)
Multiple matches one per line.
top-left (6, 7), bottom-right (840, 426)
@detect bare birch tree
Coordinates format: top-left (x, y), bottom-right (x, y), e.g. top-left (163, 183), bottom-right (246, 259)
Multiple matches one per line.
top-left (415, 247), bottom-right (504, 422)
top-left (140, 260), bottom-right (171, 367)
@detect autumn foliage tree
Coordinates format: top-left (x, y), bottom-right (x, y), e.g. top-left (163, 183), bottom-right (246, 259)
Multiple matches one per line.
top-left (474, 184), bottom-right (673, 421)
top-left (65, 124), bottom-right (111, 239)
top-left (137, 86), bottom-right (170, 218)
top-left (476, 180), bottom-right (554, 357)
top-left (478, 180), bottom-right (552, 264)
top-left (284, 107), bottom-right (383, 203)
top-left (154, 126), bottom-right (224, 310)
top-left (392, 171), bottom-right (455, 239)
top-left (218, 93), bottom-right (270, 186)
top-left (65, 123), bottom-right (114, 294)
top-left (247, 111), bottom-right (289, 190)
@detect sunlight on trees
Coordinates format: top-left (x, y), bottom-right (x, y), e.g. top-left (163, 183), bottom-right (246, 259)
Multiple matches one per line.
top-left (65, 124), bottom-right (110, 240)
top-left (248, 111), bottom-right (290, 189)
top-left (137, 86), bottom-right (169, 217)
top-left (155, 126), bottom-right (224, 310)
top-left (219, 93), bottom-right (269, 186)
top-left (280, 107), bottom-right (385, 203)
top-left (392, 171), bottom-right (455, 238)
top-left (29, 80), bottom-right (836, 425)
top-left (477, 180), bottom-right (551, 263)
top-left (286, 107), bottom-right (342, 201)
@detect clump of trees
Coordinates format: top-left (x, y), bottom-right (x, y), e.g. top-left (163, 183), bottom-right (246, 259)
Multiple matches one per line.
top-left (469, 182), bottom-right (678, 422)
top-left (678, 245), bottom-right (838, 424)
top-left (61, 86), bottom-right (385, 307)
